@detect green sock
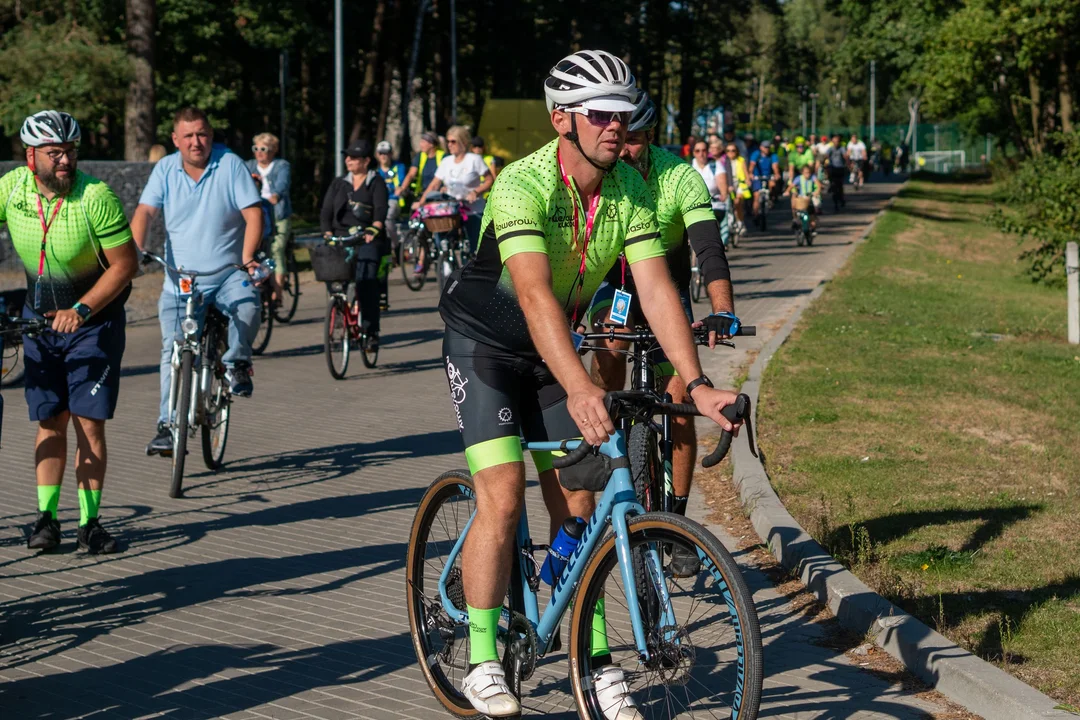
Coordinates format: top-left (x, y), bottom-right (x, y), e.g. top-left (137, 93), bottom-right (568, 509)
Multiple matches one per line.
top-left (591, 597), bottom-right (610, 657)
top-left (37, 485), bottom-right (61, 516)
top-left (78, 489), bottom-right (102, 526)
top-left (468, 605), bottom-right (502, 665)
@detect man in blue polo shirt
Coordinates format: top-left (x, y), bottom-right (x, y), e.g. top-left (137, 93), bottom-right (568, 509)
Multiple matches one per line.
top-left (129, 107), bottom-right (263, 456)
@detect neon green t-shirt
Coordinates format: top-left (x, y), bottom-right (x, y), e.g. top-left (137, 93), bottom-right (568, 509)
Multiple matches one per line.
top-left (0, 166), bottom-right (132, 316)
top-left (790, 149), bottom-right (816, 172)
top-left (439, 138), bottom-right (664, 355)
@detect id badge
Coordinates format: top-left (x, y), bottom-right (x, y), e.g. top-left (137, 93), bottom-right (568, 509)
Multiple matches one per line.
top-left (609, 289), bottom-right (633, 326)
top-left (178, 277), bottom-right (193, 297)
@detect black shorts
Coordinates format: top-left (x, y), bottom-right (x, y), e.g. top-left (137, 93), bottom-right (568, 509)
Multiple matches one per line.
top-left (443, 328), bottom-right (578, 474)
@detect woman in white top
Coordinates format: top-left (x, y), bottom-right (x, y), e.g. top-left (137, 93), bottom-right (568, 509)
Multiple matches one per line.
top-left (415, 125), bottom-right (493, 246)
top-left (690, 140), bottom-right (730, 216)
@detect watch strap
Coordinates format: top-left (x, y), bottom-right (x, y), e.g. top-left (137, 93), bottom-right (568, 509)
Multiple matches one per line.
top-left (73, 302), bottom-right (92, 319)
top-left (686, 375), bottom-right (714, 395)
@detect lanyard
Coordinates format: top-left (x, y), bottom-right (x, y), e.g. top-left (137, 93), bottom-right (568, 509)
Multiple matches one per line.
top-left (557, 149), bottom-right (601, 325)
top-left (33, 195), bottom-right (63, 310)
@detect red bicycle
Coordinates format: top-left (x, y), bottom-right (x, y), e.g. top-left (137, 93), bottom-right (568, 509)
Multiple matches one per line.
top-left (310, 235), bottom-right (379, 379)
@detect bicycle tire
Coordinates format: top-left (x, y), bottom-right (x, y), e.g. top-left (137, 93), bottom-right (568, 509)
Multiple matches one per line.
top-left (252, 292), bottom-right (273, 355)
top-left (1, 339), bottom-right (25, 387)
top-left (437, 250), bottom-right (455, 295)
top-left (401, 231), bottom-right (427, 292)
top-left (628, 422), bottom-right (662, 512)
top-left (568, 512), bottom-right (763, 720)
top-left (200, 324), bottom-right (231, 470)
top-left (360, 333), bottom-right (378, 369)
top-left (690, 272), bottom-right (703, 303)
top-left (273, 253), bottom-right (300, 323)
top-left (324, 298), bottom-right (350, 380)
top-left (170, 349), bottom-right (195, 499)
top-left (406, 470), bottom-right (482, 718)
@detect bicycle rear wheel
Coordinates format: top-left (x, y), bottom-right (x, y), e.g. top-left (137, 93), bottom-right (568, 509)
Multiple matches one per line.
top-left (324, 298), bottom-right (350, 379)
top-left (406, 470), bottom-right (481, 718)
top-left (1, 337), bottom-right (25, 387)
top-left (690, 270), bottom-right (704, 303)
top-left (252, 292), bottom-right (273, 355)
top-left (273, 252), bottom-right (300, 323)
top-left (200, 323), bottom-right (231, 470)
top-left (170, 349), bottom-right (195, 499)
top-left (400, 230), bottom-right (427, 292)
top-left (568, 512), bottom-right (763, 720)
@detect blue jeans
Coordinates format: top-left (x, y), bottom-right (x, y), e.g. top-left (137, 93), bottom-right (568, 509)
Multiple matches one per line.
top-left (157, 268), bottom-right (260, 424)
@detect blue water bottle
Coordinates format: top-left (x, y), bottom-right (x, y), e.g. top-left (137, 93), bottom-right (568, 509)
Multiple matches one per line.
top-left (540, 517), bottom-right (586, 586)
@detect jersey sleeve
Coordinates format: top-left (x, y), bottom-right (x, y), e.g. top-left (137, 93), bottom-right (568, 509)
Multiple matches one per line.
top-left (86, 183), bottom-right (134, 249)
top-left (674, 165), bottom-right (715, 229)
top-left (0, 168), bottom-right (20, 224)
top-left (229, 155), bottom-right (262, 209)
top-left (621, 172), bottom-right (664, 265)
top-left (489, 172), bottom-right (548, 262)
top-left (138, 161), bottom-right (167, 208)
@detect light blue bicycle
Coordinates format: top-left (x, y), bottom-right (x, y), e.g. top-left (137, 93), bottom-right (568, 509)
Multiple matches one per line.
top-left (406, 391), bottom-right (763, 719)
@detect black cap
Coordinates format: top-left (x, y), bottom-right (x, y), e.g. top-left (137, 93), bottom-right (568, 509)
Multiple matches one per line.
top-left (471, 136), bottom-right (485, 148)
top-left (343, 139), bottom-right (373, 159)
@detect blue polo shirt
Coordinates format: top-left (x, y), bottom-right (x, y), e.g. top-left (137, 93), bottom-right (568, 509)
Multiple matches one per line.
top-left (139, 144), bottom-right (261, 279)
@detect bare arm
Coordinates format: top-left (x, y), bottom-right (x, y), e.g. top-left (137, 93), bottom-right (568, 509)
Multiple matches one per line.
top-left (632, 255), bottom-right (737, 430)
top-left (707, 279), bottom-right (734, 314)
top-left (505, 251), bottom-right (615, 446)
top-left (416, 176), bottom-right (443, 206)
top-left (48, 241), bottom-right (139, 332)
top-left (240, 205), bottom-right (264, 266)
top-left (129, 203), bottom-right (158, 252)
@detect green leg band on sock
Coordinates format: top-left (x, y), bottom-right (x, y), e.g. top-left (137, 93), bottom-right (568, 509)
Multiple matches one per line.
top-left (78, 489), bottom-right (101, 526)
top-left (468, 605), bottom-right (502, 665)
top-left (591, 596), bottom-right (610, 657)
top-left (38, 485), bottom-right (61, 516)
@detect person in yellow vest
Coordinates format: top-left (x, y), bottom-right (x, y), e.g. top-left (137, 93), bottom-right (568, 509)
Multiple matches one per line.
top-left (470, 136), bottom-right (501, 200)
top-left (401, 131), bottom-right (445, 204)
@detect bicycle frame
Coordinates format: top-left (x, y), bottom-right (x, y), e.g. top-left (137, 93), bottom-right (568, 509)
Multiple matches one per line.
top-left (435, 430), bottom-right (673, 661)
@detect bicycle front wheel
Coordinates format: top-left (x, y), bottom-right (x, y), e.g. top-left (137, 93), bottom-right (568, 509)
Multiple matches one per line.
top-left (273, 252), bottom-right (300, 323)
top-left (400, 231), bottom-right (427, 292)
top-left (406, 470), bottom-right (480, 718)
top-left (170, 349), bottom-right (195, 499)
top-left (568, 512), bottom-right (763, 720)
top-left (324, 298), bottom-right (350, 379)
top-left (252, 292), bottom-right (273, 355)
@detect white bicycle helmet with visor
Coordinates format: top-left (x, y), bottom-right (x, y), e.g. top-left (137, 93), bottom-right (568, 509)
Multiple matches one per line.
top-left (21, 110), bottom-right (81, 147)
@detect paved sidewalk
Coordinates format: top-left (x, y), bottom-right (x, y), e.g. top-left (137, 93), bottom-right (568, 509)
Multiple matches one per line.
top-left (0, 177), bottom-right (952, 719)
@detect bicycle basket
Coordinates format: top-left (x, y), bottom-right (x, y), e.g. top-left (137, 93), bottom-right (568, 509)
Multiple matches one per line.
top-left (310, 244), bottom-right (356, 283)
top-left (420, 201), bottom-right (462, 233)
top-left (792, 197), bottom-right (811, 211)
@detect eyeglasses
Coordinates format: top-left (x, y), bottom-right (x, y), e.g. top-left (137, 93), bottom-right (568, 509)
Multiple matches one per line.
top-left (562, 106), bottom-right (631, 128)
top-left (447, 139), bottom-right (460, 145)
top-left (725, 148), bottom-right (738, 154)
top-left (39, 147), bottom-right (77, 162)
top-left (693, 148), bottom-right (708, 154)
top-left (252, 146), bottom-right (270, 153)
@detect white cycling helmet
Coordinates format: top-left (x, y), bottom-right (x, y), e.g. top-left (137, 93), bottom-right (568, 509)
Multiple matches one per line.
top-left (21, 110), bottom-right (81, 147)
top-left (627, 88), bottom-right (658, 133)
top-left (544, 50), bottom-right (637, 114)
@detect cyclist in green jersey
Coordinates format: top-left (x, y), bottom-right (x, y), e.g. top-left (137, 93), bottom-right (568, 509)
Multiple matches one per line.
top-left (586, 89), bottom-right (739, 576)
top-left (1, 111), bottom-right (139, 555)
top-left (438, 50), bottom-right (743, 719)
top-left (788, 136), bottom-right (817, 183)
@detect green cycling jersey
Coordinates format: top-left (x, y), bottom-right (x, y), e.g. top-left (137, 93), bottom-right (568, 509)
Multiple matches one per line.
top-left (0, 166), bottom-right (133, 317)
top-left (439, 139), bottom-right (664, 356)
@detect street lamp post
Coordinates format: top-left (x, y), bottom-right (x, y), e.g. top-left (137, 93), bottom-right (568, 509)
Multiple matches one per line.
top-left (333, 0), bottom-right (343, 177)
top-left (810, 93), bottom-right (819, 137)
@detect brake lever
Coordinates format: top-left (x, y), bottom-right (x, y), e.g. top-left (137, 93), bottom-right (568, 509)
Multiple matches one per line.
top-left (701, 393), bottom-right (758, 468)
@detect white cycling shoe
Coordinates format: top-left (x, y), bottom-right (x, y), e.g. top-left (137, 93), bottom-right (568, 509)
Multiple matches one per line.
top-left (593, 664), bottom-right (643, 720)
top-left (462, 661), bottom-right (521, 718)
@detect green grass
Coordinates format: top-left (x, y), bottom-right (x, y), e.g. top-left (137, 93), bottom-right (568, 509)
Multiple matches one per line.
top-left (759, 177), bottom-right (1080, 703)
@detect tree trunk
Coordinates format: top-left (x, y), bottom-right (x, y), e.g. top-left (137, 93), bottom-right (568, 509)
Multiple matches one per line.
top-left (1058, 53), bottom-right (1074, 134)
top-left (353, 0), bottom-right (387, 141)
top-left (677, 45), bottom-right (695, 143)
top-left (123, 0), bottom-right (155, 161)
top-left (1027, 69), bottom-right (1042, 155)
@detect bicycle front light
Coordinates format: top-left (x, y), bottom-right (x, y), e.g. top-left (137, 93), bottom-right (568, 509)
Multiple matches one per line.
top-left (181, 317), bottom-right (198, 336)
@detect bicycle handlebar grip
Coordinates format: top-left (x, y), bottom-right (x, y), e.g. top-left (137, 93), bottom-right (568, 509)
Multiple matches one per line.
top-left (701, 393), bottom-right (751, 469)
top-left (551, 440), bottom-right (594, 470)
top-left (736, 326), bottom-right (756, 336)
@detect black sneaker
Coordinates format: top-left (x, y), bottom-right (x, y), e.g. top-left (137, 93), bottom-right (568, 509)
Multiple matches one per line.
top-left (77, 518), bottom-right (119, 554)
top-left (668, 543), bottom-right (701, 578)
top-left (226, 362), bottom-right (253, 397)
top-left (146, 422), bottom-right (173, 456)
top-left (364, 334), bottom-right (379, 352)
top-left (27, 511), bottom-right (61, 551)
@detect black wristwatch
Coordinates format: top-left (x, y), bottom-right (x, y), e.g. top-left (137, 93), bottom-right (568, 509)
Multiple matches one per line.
top-left (686, 375), bottom-right (714, 395)
top-left (72, 302), bottom-right (92, 321)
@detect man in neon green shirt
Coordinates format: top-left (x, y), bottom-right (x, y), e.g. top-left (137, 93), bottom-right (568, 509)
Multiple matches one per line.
top-left (438, 50), bottom-right (743, 719)
top-left (788, 136), bottom-right (817, 183)
top-left (1, 110), bottom-right (138, 555)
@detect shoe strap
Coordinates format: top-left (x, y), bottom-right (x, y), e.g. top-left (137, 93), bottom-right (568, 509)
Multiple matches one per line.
top-left (593, 665), bottom-right (635, 705)
top-left (468, 663), bottom-right (513, 700)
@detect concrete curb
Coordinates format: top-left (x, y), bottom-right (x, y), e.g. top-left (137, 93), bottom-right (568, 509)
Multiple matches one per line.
top-left (729, 195), bottom-right (1073, 720)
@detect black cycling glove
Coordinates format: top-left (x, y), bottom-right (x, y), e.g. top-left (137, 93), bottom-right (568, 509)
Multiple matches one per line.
top-left (702, 311), bottom-right (741, 337)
